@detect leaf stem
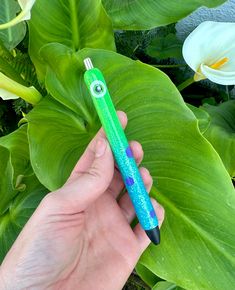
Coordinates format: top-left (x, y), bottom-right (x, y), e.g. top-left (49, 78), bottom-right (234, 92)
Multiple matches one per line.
top-left (0, 6), bottom-right (28, 30)
top-left (177, 77), bottom-right (195, 91)
top-left (226, 86), bottom-right (230, 101)
top-left (69, 0), bottom-right (79, 50)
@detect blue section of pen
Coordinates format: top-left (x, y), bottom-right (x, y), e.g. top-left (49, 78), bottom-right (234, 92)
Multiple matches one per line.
top-left (107, 122), bottom-right (159, 231)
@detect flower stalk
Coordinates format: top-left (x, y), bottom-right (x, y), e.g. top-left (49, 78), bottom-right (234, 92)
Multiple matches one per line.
top-left (0, 0), bottom-right (36, 30)
top-left (0, 72), bottom-right (42, 105)
top-left (177, 77), bottom-right (195, 91)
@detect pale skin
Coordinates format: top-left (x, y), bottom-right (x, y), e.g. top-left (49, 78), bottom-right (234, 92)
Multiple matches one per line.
top-left (0, 111), bottom-right (164, 290)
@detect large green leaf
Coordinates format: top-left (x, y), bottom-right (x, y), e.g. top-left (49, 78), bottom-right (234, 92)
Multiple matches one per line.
top-left (26, 44), bottom-right (235, 289)
top-left (40, 43), bottom-right (96, 121)
top-left (152, 281), bottom-right (184, 290)
top-left (135, 263), bottom-right (162, 288)
top-left (187, 103), bottom-right (211, 134)
top-left (0, 124), bottom-right (29, 215)
top-left (0, 0), bottom-right (26, 50)
top-left (0, 125), bottom-right (48, 261)
top-left (0, 125), bottom-right (31, 183)
top-left (26, 95), bottom-right (95, 190)
top-left (0, 173), bottom-right (48, 262)
top-left (200, 100), bottom-right (235, 177)
top-left (146, 33), bottom-right (183, 60)
top-left (0, 145), bottom-right (15, 214)
top-left (29, 0), bottom-right (115, 81)
top-left (102, 0), bottom-right (226, 30)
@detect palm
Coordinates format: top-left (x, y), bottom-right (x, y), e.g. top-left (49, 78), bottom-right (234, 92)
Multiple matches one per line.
top-left (42, 189), bottom-right (141, 290)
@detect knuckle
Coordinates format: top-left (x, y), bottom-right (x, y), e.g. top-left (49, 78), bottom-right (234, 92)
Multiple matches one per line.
top-left (39, 192), bottom-right (53, 208)
top-left (88, 165), bottom-right (102, 180)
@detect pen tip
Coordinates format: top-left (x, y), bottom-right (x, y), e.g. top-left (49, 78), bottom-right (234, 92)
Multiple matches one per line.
top-left (145, 226), bottom-right (160, 245)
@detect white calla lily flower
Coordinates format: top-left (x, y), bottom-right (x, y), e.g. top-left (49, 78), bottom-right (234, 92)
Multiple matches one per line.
top-left (182, 21), bottom-right (235, 85)
top-left (0, 88), bottom-right (19, 100)
top-left (0, 0), bottom-right (36, 30)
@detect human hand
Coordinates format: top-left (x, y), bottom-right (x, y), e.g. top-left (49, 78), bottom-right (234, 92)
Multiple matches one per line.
top-left (0, 111), bottom-right (164, 290)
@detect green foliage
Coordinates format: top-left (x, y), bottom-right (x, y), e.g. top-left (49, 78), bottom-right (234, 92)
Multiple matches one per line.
top-left (201, 101), bottom-right (235, 177)
top-left (0, 145), bottom-right (14, 213)
top-left (189, 100), bottom-right (235, 178)
top-left (186, 103), bottom-right (211, 134)
top-left (123, 271), bottom-right (151, 290)
top-left (102, 0), bottom-right (226, 30)
top-left (0, 126), bottom-right (48, 260)
top-left (12, 98), bottom-right (31, 116)
top-left (135, 264), bottom-right (162, 287)
top-left (0, 99), bottom-right (18, 136)
top-left (0, 40), bottom-right (26, 85)
top-left (115, 30), bottom-right (150, 59)
top-left (114, 24), bottom-right (178, 58)
top-left (0, 0), bottom-right (26, 50)
top-left (0, 1), bottom-right (235, 290)
top-left (0, 40), bottom-right (39, 88)
top-left (146, 33), bottom-right (183, 60)
top-left (0, 172), bottom-right (48, 261)
top-left (0, 126), bottom-right (30, 184)
top-left (152, 281), bottom-right (183, 290)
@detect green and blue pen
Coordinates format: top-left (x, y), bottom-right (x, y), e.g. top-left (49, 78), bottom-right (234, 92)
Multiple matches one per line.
top-left (83, 58), bottom-right (160, 245)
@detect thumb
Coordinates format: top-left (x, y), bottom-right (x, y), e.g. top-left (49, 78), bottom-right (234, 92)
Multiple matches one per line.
top-left (51, 137), bottom-right (114, 212)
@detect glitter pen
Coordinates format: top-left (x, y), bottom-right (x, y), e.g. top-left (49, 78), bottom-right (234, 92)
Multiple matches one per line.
top-left (83, 58), bottom-right (160, 245)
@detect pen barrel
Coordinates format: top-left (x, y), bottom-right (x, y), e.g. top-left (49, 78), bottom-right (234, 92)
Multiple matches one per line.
top-left (84, 68), bottom-right (158, 230)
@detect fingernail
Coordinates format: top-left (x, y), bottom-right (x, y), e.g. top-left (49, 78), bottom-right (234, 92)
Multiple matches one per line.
top-left (143, 167), bottom-right (150, 176)
top-left (150, 198), bottom-right (158, 208)
top-left (95, 138), bottom-right (107, 157)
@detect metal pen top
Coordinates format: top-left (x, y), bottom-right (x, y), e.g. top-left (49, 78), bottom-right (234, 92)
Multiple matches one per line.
top-left (84, 58), bottom-right (94, 70)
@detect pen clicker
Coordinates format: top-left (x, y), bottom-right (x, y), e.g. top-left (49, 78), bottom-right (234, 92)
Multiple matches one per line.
top-left (83, 58), bottom-right (160, 245)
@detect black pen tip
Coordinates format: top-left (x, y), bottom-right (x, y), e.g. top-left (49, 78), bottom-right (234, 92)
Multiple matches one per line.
top-left (145, 226), bottom-right (160, 245)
